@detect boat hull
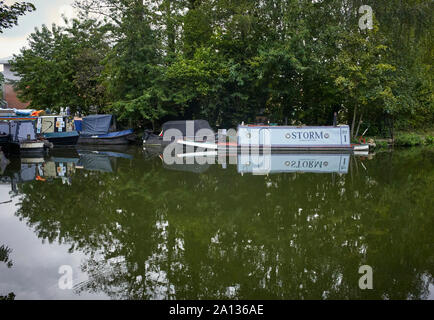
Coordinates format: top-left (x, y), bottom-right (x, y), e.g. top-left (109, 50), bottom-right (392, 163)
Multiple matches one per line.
top-left (43, 132), bottom-right (80, 146)
top-left (78, 132), bottom-right (136, 145)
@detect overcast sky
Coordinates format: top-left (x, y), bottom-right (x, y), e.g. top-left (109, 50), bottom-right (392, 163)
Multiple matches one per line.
top-left (0, 0), bottom-right (77, 60)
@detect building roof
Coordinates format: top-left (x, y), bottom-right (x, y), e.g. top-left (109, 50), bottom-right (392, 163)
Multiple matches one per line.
top-left (0, 57), bottom-right (13, 65)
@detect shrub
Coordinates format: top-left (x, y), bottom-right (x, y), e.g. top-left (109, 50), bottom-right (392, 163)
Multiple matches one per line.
top-left (425, 135), bottom-right (434, 145)
top-left (375, 140), bottom-right (389, 149)
top-left (394, 133), bottom-right (425, 146)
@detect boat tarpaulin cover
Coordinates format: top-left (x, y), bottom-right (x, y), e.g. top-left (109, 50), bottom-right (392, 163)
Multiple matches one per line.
top-left (81, 115), bottom-right (112, 136)
top-left (16, 121), bottom-right (37, 141)
top-left (15, 109), bottom-right (35, 116)
top-left (74, 119), bottom-right (83, 132)
top-left (10, 122), bottom-right (18, 139)
top-left (162, 120), bottom-right (213, 137)
top-left (0, 122), bottom-right (10, 134)
top-left (93, 129), bottom-right (134, 138)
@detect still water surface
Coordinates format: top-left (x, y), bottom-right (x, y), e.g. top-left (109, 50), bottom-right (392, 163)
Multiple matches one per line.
top-left (0, 146), bottom-right (433, 300)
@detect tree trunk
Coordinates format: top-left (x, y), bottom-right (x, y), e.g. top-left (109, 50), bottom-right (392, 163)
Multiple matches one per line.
top-left (354, 113), bottom-right (363, 139)
top-left (351, 105), bottom-right (358, 139)
top-left (390, 115), bottom-right (395, 142)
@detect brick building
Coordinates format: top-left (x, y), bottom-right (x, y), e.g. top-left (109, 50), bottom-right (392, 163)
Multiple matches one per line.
top-left (0, 57), bottom-right (30, 109)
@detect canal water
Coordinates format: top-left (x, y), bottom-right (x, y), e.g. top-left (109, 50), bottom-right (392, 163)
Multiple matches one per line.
top-left (0, 146), bottom-right (433, 300)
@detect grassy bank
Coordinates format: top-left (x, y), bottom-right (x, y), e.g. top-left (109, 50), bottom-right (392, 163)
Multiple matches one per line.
top-left (368, 128), bottom-right (434, 149)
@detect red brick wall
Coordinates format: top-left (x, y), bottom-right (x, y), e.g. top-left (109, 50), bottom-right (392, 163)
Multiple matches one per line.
top-left (3, 84), bottom-right (30, 109)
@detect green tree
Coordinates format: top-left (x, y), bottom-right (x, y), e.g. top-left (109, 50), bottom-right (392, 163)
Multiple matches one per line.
top-left (98, 0), bottom-right (166, 128)
top-left (0, 1), bottom-right (35, 33)
top-left (10, 18), bottom-right (110, 113)
top-left (24, 0), bottom-right (431, 132)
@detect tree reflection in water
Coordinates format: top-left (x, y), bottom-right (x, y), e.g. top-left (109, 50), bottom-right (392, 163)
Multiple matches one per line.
top-left (0, 245), bottom-right (15, 300)
top-left (11, 148), bottom-right (434, 299)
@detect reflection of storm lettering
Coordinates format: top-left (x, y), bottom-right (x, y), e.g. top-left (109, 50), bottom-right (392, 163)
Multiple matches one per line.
top-left (290, 160), bottom-right (324, 169)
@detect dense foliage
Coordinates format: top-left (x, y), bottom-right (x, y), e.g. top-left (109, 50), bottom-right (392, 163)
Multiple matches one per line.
top-left (0, 0), bottom-right (35, 33)
top-left (9, 0), bottom-right (433, 135)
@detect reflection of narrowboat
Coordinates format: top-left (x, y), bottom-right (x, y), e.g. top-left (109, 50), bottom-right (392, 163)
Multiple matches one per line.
top-left (76, 115), bottom-right (136, 145)
top-left (144, 146), bottom-right (357, 175)
top-left (75, 148), bottom-right (133, 173)
top-left (237, 152), bottom-right (351, 175)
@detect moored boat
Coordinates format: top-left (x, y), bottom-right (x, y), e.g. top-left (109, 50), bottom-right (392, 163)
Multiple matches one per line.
top-left (43, 131), bottom-right (80, 146)
top-left (0, 119), bottom-right (51, 155)
top-left (76, 115), bottom-right (136, 145)
top-left (237, 124), bottom-right (354, 151)
top-left (143, 120), bottom-right (215, 148)
top-left (36, 116), bottom-right (79, 146)
top-left (78, 129), bottom-right (136, 145)
top-left (176, 123), bottom-right (369, 152)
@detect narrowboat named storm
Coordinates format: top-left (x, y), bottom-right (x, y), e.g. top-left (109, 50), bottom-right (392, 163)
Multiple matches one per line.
top-left (171, 122), bottom-right (369, 152)
top-left (236, 124), bottom-right (368, 151)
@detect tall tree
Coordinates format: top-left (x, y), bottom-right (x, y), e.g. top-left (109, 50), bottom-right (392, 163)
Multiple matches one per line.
top-left (11, 18), bottom-right (110, 113)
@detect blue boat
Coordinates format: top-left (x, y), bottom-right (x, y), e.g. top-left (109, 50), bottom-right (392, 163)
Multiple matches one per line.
top-left (76, 115), bottom-right (136, 145)
top-left (0, 119), bottom-right (49, 154)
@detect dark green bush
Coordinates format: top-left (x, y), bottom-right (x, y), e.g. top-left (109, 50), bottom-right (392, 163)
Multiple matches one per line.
top-left (425, 135), bottom-right (434, 145)
top-left (394, 133), bottom-right (425, 146)
top-left (375, 140), bottom-right (389, 149)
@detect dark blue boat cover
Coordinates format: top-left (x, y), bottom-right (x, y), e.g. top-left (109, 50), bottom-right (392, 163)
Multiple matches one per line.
top-left (81, 115), bottom-right (112, 136)
top-left (74, 119), bottom-right (83, 132)
top-left (94, 129), bottom-right (133, 138)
